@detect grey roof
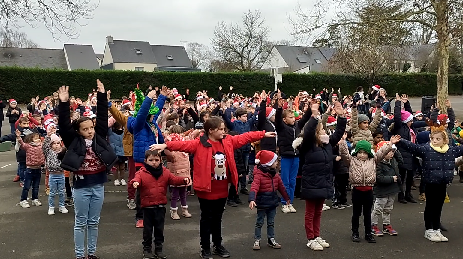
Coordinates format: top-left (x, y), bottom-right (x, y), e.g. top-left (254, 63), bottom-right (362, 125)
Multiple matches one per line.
top-left (63, 44), bottom-right (100, 70)
top-left (319, 47), bottom-right (337, 61)
top-left (108, 40), bottom-right (157, 64)
top-left (0, 47), bottom-right (68, 69)
top-left (151, 45), bottom-right (192, 68)
top-left (274, 45), bottom-right (331, 72)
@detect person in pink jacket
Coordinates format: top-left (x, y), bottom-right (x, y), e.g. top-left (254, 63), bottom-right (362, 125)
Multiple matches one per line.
top-left (164, 125), bottom-right (192, 220)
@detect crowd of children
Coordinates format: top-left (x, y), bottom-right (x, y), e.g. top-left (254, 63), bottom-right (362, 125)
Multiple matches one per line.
top-left (1, 83), bottom-right (463, 259)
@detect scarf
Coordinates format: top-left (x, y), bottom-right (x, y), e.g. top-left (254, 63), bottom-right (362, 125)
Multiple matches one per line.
top-left (430, 144), bottom-right (449, 154)
top-left (257, 164), bottom-right (277, 177)
top-left (113, 129), bottom-right (124, 135)
top-left (144, 163), bottom-right (163, 179)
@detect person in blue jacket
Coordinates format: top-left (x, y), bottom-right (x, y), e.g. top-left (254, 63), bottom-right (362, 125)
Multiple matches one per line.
top-left (127, 86), bottom-right (168, 227)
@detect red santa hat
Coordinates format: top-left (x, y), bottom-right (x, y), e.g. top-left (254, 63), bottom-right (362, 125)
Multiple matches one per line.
top-left (199, 101), bottom-right (207, 110)
top-left (43, 114), bottom-right (56, 132)
top-left (9, 99), bottom-right (17, 104)
top-left (372, 85), bottom-right (381, 91)
top-left (327, 116), bottom-right (336, 126)
top-left (414, 111), bottom-right (423, 117)
top-left (255, 150), bottom-right (278, 167)
top-left (174, 94), bottom-right (183, 101)
top-left (437, 114), bottom-right (450, 124)
top-left (233, 100), bottom-right (240, 106)
top-left (372, 108), bottom-right (387, 118)
top-left (122, 99), bottom-right (131, 106)
top-left (83, 111), bottom-right (96, 119)
top-left (265, 107), bottom-right (276, 120)
top-left (332, 94), bottom-right (338, 98)
top-left (172, 88), bottom-right (179, 95)
top-left (315, 94), bottom-right (322, 100)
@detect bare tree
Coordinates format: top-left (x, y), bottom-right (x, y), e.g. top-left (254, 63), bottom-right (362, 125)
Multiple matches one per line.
top-left (0, 0), bottom-right (98, 38)
top-left (186, 42), bottom-right (213, 70)
top-left (0, 28), bottom-right (38, 48)
top-left (212, 10), bottom-right (272, 71)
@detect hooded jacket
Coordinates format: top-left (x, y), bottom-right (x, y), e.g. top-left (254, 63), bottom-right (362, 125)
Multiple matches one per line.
top-left (249, 165), bottom-right (290, 209)
top-left (127, 95), bottom-right (166, 163)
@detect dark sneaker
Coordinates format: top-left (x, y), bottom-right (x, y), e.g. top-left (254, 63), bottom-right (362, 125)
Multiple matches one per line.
top-left (213, 245), bottom-right (230, 258)
top-left (235, 197), bottom-right (243, 205)
top-left (365, 233), bottom-right (376, 243)
top-left (87, 255), bottom-right (101, 259)
top-left (398, 193), bottom-right (407, 204)
top-left (240, 189), bottom-right (249, 195)
top-left (155, 249), bottom-right (167, 259)
top-left (200, 249), bottom-right (213, 259)
top-left (383, 225), bottom-right (398, 236)
top-left (405, 194), bottom-right (417, 203)
top-left (352, 232), bottom-right (361, 243)
top-left (143, 250), bottom-right (154, 259)
top-left (267, 238), bottom-right (282, 249)
top-left (227, 200), bottom-right (237, 207)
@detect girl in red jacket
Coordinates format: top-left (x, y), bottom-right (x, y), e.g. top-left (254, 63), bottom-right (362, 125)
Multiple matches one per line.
top-left (131, 149), bottom-right (190, 259)
top-left (150, 116), bottom-right (276, 259)
top-left (249, 150), bottom-right (290, 251)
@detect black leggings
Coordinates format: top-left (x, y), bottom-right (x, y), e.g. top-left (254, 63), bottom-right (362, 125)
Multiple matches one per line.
top-left (351, 189), bottom-right (374, 235)
top-left (424, 183), bottom-right (446, 230)
top-left (399, 168), bottom-right (414, 194)
top-left (65, 177), bottom-right (72, 198)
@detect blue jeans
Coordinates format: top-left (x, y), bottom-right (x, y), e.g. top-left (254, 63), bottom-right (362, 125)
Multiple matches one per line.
top-left (254, 207), bottom-right (277, 240)
top-left (21, 168), bottom-right (41, 201)
top-left (73, 184), bottom-right (105, 258)
top-left (280, 156), bottom-right (299, 204)
top-left (10, 123), bottom-right (15, 134)
top-left (48, 174), bottom-right (65, 208)
top-left (17, 162), bottom-right (26, 182)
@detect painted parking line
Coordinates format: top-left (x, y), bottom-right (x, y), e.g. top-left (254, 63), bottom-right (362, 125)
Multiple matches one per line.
top-left (0, 164), bottom-right (12, 169)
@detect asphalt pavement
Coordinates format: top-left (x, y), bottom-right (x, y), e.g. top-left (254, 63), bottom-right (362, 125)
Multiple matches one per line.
top-left (1, 97), bottom-right (463, 259)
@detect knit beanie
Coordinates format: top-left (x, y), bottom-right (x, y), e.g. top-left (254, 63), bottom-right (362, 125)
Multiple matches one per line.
top-left (50, 134), bottom-right (61, 143)
top-left (358, 114), bottom-right (370, 124)
top-left (401, 110), bottom-right (413, 123)
top-left (265, 107), bottom-right (276, 120)
top-left (255, 150), bottom-right (278, 167)
top-left (352, 140), bottom-right (374, 158)
top-left (417, 131), bottom-right (430, 145)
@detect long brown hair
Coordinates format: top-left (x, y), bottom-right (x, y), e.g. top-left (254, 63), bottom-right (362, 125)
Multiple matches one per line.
top-left (314, 121), bottom-right (324, 147)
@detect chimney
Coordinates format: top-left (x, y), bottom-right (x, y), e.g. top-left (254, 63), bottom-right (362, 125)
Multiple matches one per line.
top-left (106, 35), bottom-right (113, 44)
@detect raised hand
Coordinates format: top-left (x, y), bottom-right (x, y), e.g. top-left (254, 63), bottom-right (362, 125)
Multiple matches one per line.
top-left (97, 79), bottom-right (105, 93)
top-left (58, 86), bottom-right (69, 102)
top-left (15, 129), bottom-right (21, 138)
top-left (390, 135), bottom-right (401, 144)
top-left (147, 90), bottom-right (157, 99)
top-left (149, 143), bottom-right (167, 152)
top-left (264, 132), bottom-right (277, 138)
top-left (160, 86), bottom-right (168, 96)
top-left (401, 94), bottom-right (408, 103)
top-left (107, 90), bottom-right (111, 101)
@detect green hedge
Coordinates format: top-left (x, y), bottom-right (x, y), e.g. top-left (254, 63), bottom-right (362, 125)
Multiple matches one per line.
top-left (0, 67), bottom-right (462, 103)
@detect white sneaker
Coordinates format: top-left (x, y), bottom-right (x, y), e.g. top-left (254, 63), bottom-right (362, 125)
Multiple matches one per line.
top-left (120, 179), bottom-right (127, 186)
top-left (322, 204), bottom-right (330, 211)
top-left (315, 237), bottom-right (330, 248)
top-left (288, 204), bottom-right (297, 213)
top-left (424, 230), bottom-right (441, 242)
top-left (59, 206), bottom-right (69, 214)
top-left (281, 205), bottom-right (290, 213)
top-left (19, 200), bottom-right (30, 208)
top-left (307, 239), bottom-right (324, 251)
top-left (435, 230), bottom-right (448, 242)
top-left (48, 207), bottom-right (55, 215)
top-left (114, 179), bottom-right (121, 186)
top-left (32, 199), bottom-right (42, 206)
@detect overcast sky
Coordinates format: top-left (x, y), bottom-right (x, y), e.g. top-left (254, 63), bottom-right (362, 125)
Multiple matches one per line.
top-left (16, 0), bottom-right (317, 54)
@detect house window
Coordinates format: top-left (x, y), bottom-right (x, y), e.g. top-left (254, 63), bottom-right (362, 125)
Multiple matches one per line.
top-left (166, 55), bottom-right (174, 60)
top-left (296, 55), bottom-right (307, 63)
top-left (135, 49), bottom-right (142, 55)
top-left (135, 67), bottom-right (144, 71)
top-left (315, 59), bottom-right (321, 64)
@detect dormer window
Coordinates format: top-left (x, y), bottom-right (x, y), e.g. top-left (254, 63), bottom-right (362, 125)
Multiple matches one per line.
top-left (135, 49), bottom-right (142, 55)
top-left (315, 59), bottom-right (321, 64)
top-left (166, 55), bottom-right (173, 60)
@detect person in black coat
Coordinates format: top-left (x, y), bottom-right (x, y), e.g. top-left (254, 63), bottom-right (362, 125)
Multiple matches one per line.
top-left (227, 131), bottom-right (246, 207)
top-left (0, 99), bottom-right (6, 136)
top-left (331, 143), bottom-right (350, 209)
top-left (391, 96), bottom-right (427, 204)
top-left (298, 101), bottom-right (346, 250)
top-left (256, 98), bottom-right (277, 153)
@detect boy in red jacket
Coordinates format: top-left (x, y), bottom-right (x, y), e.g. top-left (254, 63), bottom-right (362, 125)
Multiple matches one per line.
top-left (249, 150), bottom-right (290, 251)
top-left (131, 150), bottom-right (190, 259)
top-left (150, 116), bottom-right (276, 259)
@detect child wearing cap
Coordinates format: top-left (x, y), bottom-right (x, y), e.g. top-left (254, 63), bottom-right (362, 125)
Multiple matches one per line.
top-left (339, 136), bottom-right (400, 243)
top-left (350, 101), bottom-right (382, 147)
top-left (249, 150), bottom-right (290, 251)
top-left (6, 99), bottom-right (21, 134)
top-left (371, 141), bottom-right (402, 237)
